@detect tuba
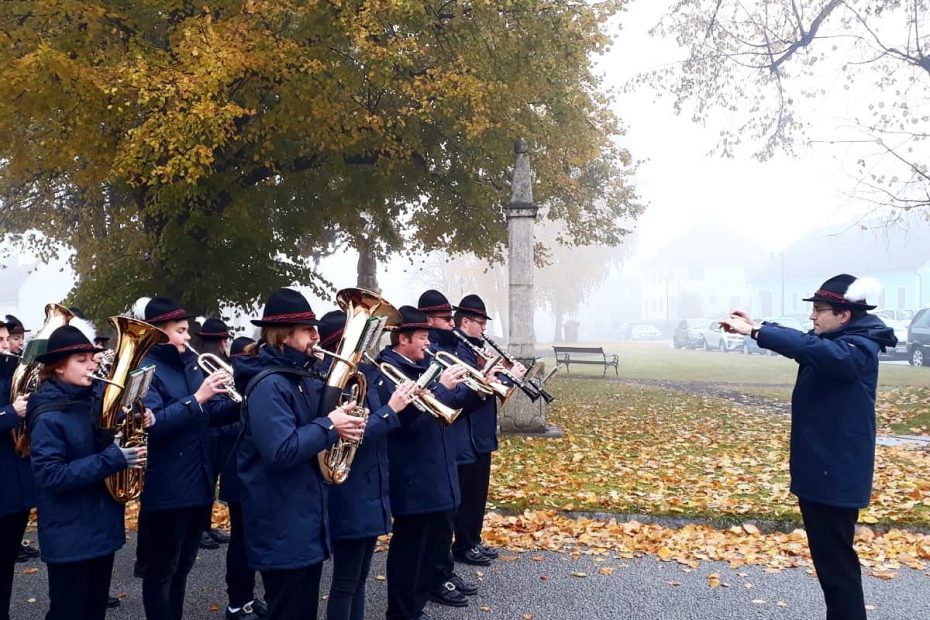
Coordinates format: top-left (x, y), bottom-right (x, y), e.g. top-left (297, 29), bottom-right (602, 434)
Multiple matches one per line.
top-left (317, 288), bottom-right (401, 485)
top-left (95, 316), bottom-right (168, 503)
top-left (10, 304), bottom-right (74, 456)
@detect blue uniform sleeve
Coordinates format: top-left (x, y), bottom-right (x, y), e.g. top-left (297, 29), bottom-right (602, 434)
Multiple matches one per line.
top-left (247, 377), bottom-right (338, 470)
top-left (757, 325), bottom-right (875, 383)
top-left (31, 417), bottom-right (127, 492)
top-left (143, 374), bottom-right (202, 439)
top-left (0, 406), bottom-right (21, 431)
top-left (206, 398), bottom-right (241, 428)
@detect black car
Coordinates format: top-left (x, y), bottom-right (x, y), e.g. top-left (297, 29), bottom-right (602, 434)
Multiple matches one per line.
top-left (908, 308), bottom-right (930, 366)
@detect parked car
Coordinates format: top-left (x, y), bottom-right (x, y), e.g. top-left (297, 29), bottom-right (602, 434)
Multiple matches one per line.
top-left (908, 308), bottom-right (930, 366)
top-left (629, 323), bottom-right (663, 341)
top-left (743, 317), bottom-right (806, 354)
top-left (703, 321), bottom-right (745, 352)
top-left (876, 308), bottom-right (916, 324)
top-left (871, 309), bottom-right (911, 359)
top-left (673, 318), bottom-right (711, 349)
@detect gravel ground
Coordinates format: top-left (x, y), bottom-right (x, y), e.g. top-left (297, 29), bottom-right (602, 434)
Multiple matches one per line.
top-left (11, 535), bottom-right (930, 619)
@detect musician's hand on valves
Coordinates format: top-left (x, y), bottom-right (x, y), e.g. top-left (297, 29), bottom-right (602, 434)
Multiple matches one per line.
top-left (141, 408), bottom-right (156, 429)
top-left (12, 394), bottom-right (28, 418)
top-left (484, 362), bottom-right (507, 382)
top-left (388, 381), bottom-right (418, 413)
top-left (194, 370), bottom-right (229, 404)
top-left (329, 402), bottom-right (364, 441)
top-left (120, 445), bottom-right (147, 470)
top-left (439, 364), bottom-right (467, 390)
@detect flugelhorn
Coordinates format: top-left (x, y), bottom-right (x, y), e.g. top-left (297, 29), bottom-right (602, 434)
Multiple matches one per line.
top-left (363, 353), bottom-right (461, 425)
top-left (483, 334), bottom-right (557, 403)
top-left (186, 344), bottom-right (242, 403)
top-left (432, 350), bottom-right (512, 403)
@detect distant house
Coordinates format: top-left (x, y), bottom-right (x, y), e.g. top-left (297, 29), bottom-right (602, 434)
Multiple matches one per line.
top-left (749, 223), bottom-right (930, 316)
top-left (640, 221), bottom-right (767, 321)
top-left (0, 262), bottom-right (38, 323)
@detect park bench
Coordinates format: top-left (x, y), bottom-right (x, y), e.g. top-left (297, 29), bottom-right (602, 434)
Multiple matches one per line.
top-left (552, 346), bottom-right (619, 377)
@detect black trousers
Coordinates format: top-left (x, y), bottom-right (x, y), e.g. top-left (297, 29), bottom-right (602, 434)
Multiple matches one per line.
top-left (452, 452), bottom-right (491, 554)
top-left (432, 510), bottom-right (454, 589)
top-left (386, 511), bottom-right (450, 620)
top-left (260, 562), bottom-right (322, 620)
top-left (327, 537), bottom-right (376, 620)
top-left (0, 511), bottom-right (29, 620)
top-left (141, 505), bottom-right (210, 620)
top-left (799, 498), bottom-right (866, 620)
top-left (46, 553), bottom-right (115, 620)
top-left (225, 502), bottom-right (255, 608)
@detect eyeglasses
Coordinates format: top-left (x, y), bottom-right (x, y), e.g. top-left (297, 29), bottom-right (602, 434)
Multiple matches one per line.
top-left (434, 315), bottom-right (454, 322)
top-left (811, 306), bottom-right (834, 314)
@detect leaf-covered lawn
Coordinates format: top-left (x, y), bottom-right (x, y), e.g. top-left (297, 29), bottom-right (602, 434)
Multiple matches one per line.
top-left (491, 378), bottom-right (930, 527)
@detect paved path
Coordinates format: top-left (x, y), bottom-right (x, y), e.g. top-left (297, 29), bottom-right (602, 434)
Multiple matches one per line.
top-left (11, 534), bottom-right (930, 619)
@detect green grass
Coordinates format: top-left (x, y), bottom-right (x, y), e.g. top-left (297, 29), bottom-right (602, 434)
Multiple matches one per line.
top-left (537, 341), bottom-right (929, 387)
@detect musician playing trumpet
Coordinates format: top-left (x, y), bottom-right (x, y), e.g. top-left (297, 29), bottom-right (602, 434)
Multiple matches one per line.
top-left (133, 297), bottom-right (240, 620)
top-left (28, 326), bottom-right (149, 620)
top-left (373, 305), bottom-right (467, 620)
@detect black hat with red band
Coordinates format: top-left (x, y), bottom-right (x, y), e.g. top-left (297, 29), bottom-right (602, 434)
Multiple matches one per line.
top-left (395, 306), bottom-right (431, 333)
top-left (35, 326), bottom-right (105, 364)
top-left (251, 288), bottom-right (320, 327)
top-left (803, 274), bottom-right (878, 311)
top-left (454, 294), bottom-right (491, 321)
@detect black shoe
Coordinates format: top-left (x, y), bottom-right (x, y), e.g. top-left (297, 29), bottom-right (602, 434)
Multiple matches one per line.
top-left (450, 573), bottom-right (478, 596)
top-left (428, 582), bottom-right (468, 608)
top-left (107, 595), bottom-right (121, 609)
top-left (209, 528), bottom-right (231, 544)
top-left (477, 544), bottom-right (499, 559)
top-left (199, 531), bottom-right (220, 550)
top-left (452, 547), bottom-right (492, 566)
top-left (133, 561), bottom-right (145, 579)
top-left (243, 599), bottom-right (268, 618)
top-left (225, 607), bottom-right (258, 620)
top-left (18, 542), bottom-right (39, 561)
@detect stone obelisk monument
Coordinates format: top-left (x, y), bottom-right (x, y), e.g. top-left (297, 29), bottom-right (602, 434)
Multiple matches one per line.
top-left (500, 140), bottom-right (559, 436)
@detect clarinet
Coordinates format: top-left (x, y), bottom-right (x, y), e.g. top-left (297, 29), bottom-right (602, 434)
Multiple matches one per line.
top-left (451, 330), bottom-right (542, 402)
top-left (483, 335), bottom-right (556, 404)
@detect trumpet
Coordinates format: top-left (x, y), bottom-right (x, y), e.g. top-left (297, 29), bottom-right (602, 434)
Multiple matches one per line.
top-left (432, 350), bottom-right (512, 403)
top-left (186, 344), bottom-right (242, 403)
top-left (483, 335), bottom-right (557, 403)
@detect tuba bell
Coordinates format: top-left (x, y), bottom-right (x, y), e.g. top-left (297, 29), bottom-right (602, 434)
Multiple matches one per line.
top-left (317, 288), bottom-right (401, 485)
top-left (10, 304), bottom-right (74, 456)
top-left (94, 316), bottom-right (168, 503)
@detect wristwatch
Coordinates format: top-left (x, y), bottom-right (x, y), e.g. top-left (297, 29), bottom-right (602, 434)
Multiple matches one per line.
top-left (750, 326), bottom-right (761, 341)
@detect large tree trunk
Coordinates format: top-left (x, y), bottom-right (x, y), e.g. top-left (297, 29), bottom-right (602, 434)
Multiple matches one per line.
top-left (356, 236), bottom-right (380, 293)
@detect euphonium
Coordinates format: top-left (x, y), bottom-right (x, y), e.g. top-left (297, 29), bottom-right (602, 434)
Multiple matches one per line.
top-left (318, 288), bottom-right (401, 485)
top-left (433, 350), bottom-right (512, 403)
top-left (186, 344), bottom-right (242, 403)
top-left (95, 316), bottom-right (168, 503)
top-left (10, 304), bottom-right (74, 456)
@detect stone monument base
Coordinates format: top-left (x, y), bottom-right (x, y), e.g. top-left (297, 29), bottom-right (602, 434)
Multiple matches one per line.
top-left (499, 389), bottom-right (563, 437)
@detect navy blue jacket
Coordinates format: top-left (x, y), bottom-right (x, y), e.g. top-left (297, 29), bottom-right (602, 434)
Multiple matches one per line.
top-left (28, 379), bottom-right (128, 563)
top-left (140, 344), bottom-right (240, 512)
top-left (0, 364), bottom-right (35, 517)
top-left (375, 347), bottom-right (460, 517)
top-left (217, 420), bottom-right (243, 503)
top-left (429, 329), bottom-right (480, 464)
top-left (456, 334), bottom-right (499, 454)
top-left (234, 345), bottom-right (338, 570)
top-left (327, 362), bottom-right (399, 540)
top-left (757, 315), bottom-right (897, 508)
